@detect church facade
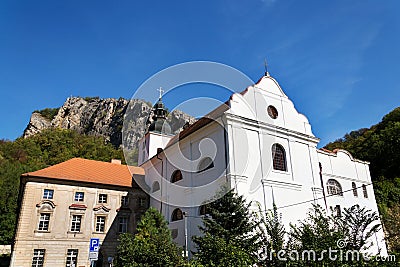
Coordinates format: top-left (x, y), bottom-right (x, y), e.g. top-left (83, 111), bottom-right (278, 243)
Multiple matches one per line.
top-left (137, 73), bottom-right (387, 257)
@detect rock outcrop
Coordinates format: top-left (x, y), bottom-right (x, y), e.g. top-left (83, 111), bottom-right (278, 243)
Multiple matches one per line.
top-left (23, 97), bottom-right (196, 148)
top-left (23, 113), bottom-right (52, 137)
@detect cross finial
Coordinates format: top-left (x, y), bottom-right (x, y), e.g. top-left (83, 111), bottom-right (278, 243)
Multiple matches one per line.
top-left (264, 58), bottom-right (270, 77)
top-left (157, 87), bottom-right (164, 99)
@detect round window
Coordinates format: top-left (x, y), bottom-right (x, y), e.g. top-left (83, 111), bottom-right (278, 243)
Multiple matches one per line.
top-left (267, 105), bottom-right (278, 119)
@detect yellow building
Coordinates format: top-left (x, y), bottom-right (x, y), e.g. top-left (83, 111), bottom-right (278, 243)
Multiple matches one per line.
top-left (11, 158), bottom-right (146, 267)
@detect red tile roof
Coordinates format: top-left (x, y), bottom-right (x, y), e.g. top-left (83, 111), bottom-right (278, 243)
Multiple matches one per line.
top-left (22, 158), bottom-right (144, 187)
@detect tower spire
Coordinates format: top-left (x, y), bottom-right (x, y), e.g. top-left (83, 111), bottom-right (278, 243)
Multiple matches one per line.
top-left (147, 87), bottom-right (171, 134)
top-left (264, 58), bottom-right (270, 77)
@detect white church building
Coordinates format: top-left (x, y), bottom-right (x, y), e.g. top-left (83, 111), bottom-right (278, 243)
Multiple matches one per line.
top-left (134, 72), bottom-right (387, 257)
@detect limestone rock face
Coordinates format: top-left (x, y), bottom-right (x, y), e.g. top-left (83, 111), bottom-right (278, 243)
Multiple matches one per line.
top-left (23, 113), bottom-right (52, 138)
top-left (23, 97), bottom-right (196, 148)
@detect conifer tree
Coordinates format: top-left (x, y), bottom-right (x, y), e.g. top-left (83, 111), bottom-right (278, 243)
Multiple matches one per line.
top-left (192, 189), bottom-right (260, 266)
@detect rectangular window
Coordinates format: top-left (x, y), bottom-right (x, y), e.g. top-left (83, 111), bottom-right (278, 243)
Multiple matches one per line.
top-left (74, 192), bottom-right (84, 202)
top-left (118, 217), bottom-right (128, 233)
top-left (38, 213), bottom-right (50, 231)
top-left (70, 215), bottom-right (82, 232)
top-left (66, 249), bottom-right (78, 267)
top-left (98, 194), bottom-right (108, 203)
top-left (43, 189), bottom-right (54, 199)
top-left (139, 198), bottom-right (146, 208)
top-left (121, 195), bottom-right (129, 206)
top-left (363, 184), bottom-right (369, 198)
top-left (95, 216), bottom-right (106, 232)
top-left (32, 249), bottom-right (45, 267)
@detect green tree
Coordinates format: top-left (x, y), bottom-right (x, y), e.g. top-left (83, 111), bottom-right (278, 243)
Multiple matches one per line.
top-left (114, 207), bottom-right (185, 267)
top-left (337, 205), bottom-right (381, 251)
top-left (287, 205), bottom-right (343, 266)
top-left (258, 204), bottom-right (286, 267)
top-left (287, 204), bottom-right (383, 266)
top-left (192, 189), bottom-right (260, 266)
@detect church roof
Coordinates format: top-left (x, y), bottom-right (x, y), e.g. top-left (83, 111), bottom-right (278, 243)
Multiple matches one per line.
top-left (148, 74), bottom-right (317, 162)
top-left (163, 75), bottom-right (271, 148)
top-left (22, 158), bottom-right (144, 187)
top-left (153, 75), bottom-right (270, 153)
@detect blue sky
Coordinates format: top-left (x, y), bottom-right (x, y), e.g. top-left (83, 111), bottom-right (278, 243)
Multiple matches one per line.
top-left (0, 0), bottom-right (399, 146)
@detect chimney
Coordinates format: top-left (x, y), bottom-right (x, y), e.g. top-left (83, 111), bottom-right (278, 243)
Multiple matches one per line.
top-left (111, 159), bottom-right (121, 165)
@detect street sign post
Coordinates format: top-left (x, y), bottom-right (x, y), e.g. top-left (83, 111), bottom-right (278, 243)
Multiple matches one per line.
top-left (89, 238), bottom-right (100, 252)
top-left (89, 238), bottom-right (100, 263)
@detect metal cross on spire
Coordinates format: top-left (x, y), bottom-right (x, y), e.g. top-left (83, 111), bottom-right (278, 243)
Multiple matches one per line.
top-left (157, 87), bottom-right (164, 99)
top-left (264, 58), bottom-right (270, 77)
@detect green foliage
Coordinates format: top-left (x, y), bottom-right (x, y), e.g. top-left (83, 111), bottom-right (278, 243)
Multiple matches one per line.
top-left (0, 128), bottom-right (126, 245)
top-left (325, 107), bottom-right (400, 181)
top-left (288, 205), bottom-right (344, 264)
top-left (33, 108), bottom-right (59, 121)
top-left (83, 96), bottom-right (100, 102)
top-left (192, 189), bottom-right (260, 266)
top-left (338, 205), bottom-right (381, 251)
top-left (258, 204), bottom-right (286, 266)
top-left (384, 204), bottom-right (400, 252)
top-left (287, 204), bottom-right (383, 266)
top-left (114, 207), bottom-right (185, 267)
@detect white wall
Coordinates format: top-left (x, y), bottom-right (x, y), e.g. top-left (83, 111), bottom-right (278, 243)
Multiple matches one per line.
top-left (318, 149), bottom-right (388, 255)
top-left (141, 75), bottom-right (387, 258)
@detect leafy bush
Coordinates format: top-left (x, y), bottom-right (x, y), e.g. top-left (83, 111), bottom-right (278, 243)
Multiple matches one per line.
top-left (33, 108), bottom-right (59, 121)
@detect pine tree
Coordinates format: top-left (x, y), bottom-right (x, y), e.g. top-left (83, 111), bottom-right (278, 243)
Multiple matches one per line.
top-left (192, 189), bottom-right (260, 266)
top-left (115, 207), bottom-right (185, 267)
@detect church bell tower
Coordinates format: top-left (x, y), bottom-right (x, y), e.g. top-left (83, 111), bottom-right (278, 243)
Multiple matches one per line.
top-left (138, 88), bottom-right (173, 166)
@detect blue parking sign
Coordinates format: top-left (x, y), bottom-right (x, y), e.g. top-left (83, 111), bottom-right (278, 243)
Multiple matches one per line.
top-left (89, 238), bottom-right (100, 252)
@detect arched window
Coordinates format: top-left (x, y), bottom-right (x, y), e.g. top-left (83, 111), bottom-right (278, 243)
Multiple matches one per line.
top-left (171, 208), bottom-right (183, 221)
top-left (327, 179), bottom-right (343, 196)
top-left (272, 144), bottom-right (287, 171)
top-left (352, 182), bottom-right (358, 197)
top-left (362, 184), bottom-right (368, 198)
top-left (171, 170), bottom-right (182, 183)
top-left (197, 157), bottom-right (214, 173)
top-left (152, 181), bottom-right (160, 192)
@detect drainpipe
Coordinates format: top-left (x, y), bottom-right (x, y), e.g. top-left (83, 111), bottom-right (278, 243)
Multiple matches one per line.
top-left (319, 162), bottom-right (328, 210)
top-left (156, 148), bottom-right (163, 213)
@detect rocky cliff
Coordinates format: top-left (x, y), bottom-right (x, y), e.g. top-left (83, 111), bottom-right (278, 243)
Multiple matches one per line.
top-left (23, 97), bottom-right (196, 148)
